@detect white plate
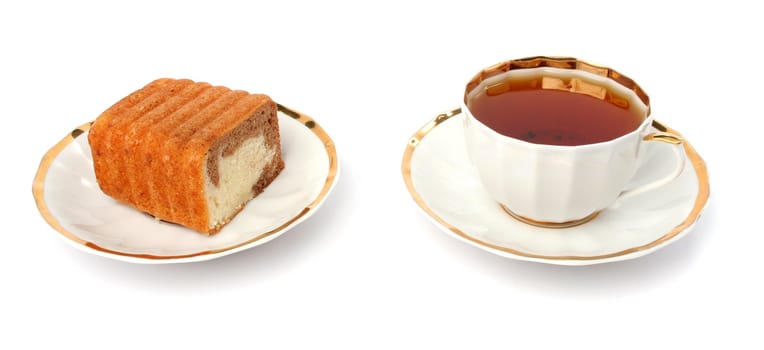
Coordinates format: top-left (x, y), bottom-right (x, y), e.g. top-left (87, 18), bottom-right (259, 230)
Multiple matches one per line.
top-left (402, 108), bottom-right (709, 265)
top-left (33, 104), bottom-right (339, 264)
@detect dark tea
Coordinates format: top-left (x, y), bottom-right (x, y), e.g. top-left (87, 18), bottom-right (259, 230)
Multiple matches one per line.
top-left (466, 75), bottom-right (645, 146)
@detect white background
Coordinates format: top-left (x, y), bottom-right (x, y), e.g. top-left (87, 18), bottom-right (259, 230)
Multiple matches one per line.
top-left (3, 0), bottom-right (759, 348)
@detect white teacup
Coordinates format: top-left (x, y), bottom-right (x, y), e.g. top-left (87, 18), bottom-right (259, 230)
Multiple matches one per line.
top-left (462, 57), bottom-right (684, 228)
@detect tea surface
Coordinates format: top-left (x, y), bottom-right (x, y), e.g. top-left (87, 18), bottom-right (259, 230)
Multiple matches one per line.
top-left (467, 77), bottom-right (644, 146)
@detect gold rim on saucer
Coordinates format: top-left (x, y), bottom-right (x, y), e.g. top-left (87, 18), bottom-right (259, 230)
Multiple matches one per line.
top-left (401, 107), bottom-right (710, 262)
top-left (32, 103), bottom-right (338, 261)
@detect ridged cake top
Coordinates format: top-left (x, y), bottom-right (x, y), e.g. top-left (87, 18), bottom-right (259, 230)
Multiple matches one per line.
top-left (90, 78), bottom-right (271, 151)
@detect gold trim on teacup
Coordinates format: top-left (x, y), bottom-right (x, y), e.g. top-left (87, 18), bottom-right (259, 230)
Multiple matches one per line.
top-left (401, 109), bottom-right (710, 262)
top-left (465, 56), bottom-right (651, 114)
top-left (644, 131), bottom-right (683, 145)
top-left (500, 204), bottom-right (601, 229)
top-left (32, 103), bottom-right (338, 261)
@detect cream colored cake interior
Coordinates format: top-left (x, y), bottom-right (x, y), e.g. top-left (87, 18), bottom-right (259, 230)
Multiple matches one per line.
top-left (204, 134), bottom-right (276, 230)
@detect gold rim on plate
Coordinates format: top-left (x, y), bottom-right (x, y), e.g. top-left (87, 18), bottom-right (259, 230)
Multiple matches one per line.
top-left (401, 107), bottom-right (710, 262)
top-left (32, 103), bottom-right (338, 261)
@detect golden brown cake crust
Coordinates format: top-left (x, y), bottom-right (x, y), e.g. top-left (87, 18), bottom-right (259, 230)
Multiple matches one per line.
top-left (88, 78), bottom-right (284, 234)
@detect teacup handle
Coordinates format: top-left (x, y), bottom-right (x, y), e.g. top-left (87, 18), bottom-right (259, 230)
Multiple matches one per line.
top-left (617, 130), bottom-right (685, 201)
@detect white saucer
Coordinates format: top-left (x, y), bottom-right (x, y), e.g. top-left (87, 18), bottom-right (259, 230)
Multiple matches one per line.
top-left (33, 104), bottom-right (339, 264)
top-left (402, 108), bottom-right (709, 265)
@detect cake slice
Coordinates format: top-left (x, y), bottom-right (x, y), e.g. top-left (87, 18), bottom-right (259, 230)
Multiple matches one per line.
top-left (88, 78), bottom-right (285, 234)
